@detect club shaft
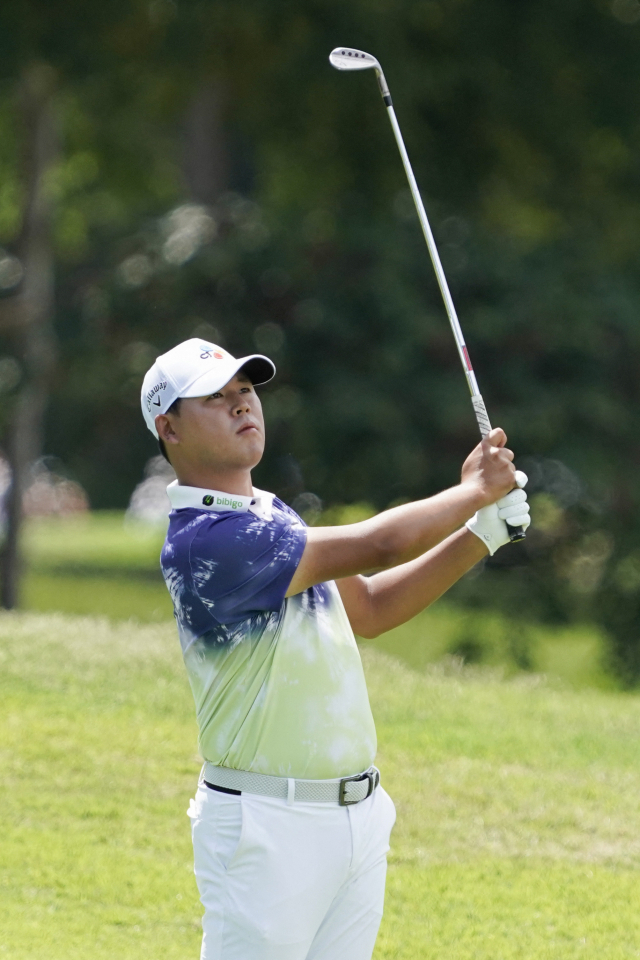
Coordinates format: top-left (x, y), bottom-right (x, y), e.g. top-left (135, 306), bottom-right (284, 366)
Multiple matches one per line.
top-left (384, 103), bottom-right (492, 439)
top-left (384, 94), bottom-right (525, 541)
top-left (330, 48), bottom-right (526, 541)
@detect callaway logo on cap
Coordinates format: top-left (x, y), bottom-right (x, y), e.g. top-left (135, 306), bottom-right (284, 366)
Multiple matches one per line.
top-left (140, 338), bottom-right (276, 438)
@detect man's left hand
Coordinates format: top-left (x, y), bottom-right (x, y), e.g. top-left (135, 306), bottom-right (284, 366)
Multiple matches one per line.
top-left (465, 471), bottom-right (531, 556)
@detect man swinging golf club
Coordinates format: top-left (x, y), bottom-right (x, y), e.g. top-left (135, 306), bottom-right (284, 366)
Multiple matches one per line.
top-left (140, 337), bottom-right (530, 960)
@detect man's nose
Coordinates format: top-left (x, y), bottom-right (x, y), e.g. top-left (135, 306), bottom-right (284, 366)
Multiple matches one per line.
top-left (233, 396), bottom-right (251, 415)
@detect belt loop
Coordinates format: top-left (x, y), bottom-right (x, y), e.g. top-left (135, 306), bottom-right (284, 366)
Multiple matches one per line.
top-left (287, 778), bottom-right (295, 805)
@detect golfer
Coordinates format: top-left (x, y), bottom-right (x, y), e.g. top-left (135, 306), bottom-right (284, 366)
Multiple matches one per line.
top-left (140, 338), bottom-right (530, 960)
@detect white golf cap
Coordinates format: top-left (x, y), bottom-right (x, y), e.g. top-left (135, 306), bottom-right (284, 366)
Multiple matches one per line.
top-left (140, 338), bottom-right (276, 438)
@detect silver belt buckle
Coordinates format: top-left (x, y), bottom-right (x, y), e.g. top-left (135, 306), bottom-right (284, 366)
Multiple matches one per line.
top-left (338, 768), bottom-right (380, 806)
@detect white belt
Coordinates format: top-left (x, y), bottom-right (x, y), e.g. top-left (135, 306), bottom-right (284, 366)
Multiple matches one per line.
top-left (202, 762), bottom-right (380, 806)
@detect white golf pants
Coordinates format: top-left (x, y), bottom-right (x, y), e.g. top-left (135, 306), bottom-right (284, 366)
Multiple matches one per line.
top-left (187, 779), bottom-right (396, 960)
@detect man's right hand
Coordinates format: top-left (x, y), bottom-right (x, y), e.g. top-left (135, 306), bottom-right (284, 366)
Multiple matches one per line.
top-left (460, 427), bottom-right (517, 508)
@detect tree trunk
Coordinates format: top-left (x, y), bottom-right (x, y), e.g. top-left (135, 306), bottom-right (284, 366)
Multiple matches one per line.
top-left (0, 64), bottom-right (59, 609)
top-left (182, 81), bottom-right (228, 204)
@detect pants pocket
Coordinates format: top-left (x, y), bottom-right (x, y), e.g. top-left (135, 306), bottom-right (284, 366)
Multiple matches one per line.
top-left (190, 785), bottom-right (245, 873)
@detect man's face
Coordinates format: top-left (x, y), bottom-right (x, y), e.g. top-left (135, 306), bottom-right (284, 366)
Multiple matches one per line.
top-left (158, 372), bottom-right (265, 472)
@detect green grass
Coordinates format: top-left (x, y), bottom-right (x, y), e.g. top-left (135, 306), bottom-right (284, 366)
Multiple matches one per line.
top-left (20, 511), bottom-right (613, 688)
top-left (1, 612), bottom-right (640, 958)
top-left (22, 512), bottom-right (172, 623)
top-left (24, 511), bottom-right (166, 570)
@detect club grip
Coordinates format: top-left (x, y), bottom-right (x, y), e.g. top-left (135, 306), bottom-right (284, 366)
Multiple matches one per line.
top-left (508, 523), bottom-right (526, 543)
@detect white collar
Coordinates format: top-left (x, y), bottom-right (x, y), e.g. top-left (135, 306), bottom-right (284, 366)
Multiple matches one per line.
top-left (166, 481), bottom-right (274, 520)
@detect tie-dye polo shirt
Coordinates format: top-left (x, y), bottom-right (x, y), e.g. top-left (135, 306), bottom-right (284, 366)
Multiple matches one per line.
top-left (161, 481), bottom-right (377, 780)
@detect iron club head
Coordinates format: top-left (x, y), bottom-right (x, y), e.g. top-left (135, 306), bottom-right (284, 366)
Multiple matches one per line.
top-left (329, 47), bottom-right (380, 71)
top-left (329, 47), bottom-right (390, 98)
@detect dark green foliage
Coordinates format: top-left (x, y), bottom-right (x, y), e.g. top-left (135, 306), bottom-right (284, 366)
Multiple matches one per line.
top-left (2, 0), bottom-right (640, 673)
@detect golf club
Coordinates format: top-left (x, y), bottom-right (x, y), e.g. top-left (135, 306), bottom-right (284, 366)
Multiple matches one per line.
top-left (329, 46), bottom-right (526, 542)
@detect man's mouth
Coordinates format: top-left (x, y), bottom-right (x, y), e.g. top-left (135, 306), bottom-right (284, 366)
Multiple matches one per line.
top-left (237, 422), bottom-right (259, 435)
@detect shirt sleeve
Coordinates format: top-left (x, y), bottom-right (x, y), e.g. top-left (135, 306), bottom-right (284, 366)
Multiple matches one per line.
top-left (188, 510), bottom-right (307, 625)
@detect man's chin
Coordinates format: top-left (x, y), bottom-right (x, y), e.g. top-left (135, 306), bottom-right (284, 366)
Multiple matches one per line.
top-left (241, 436), bottom-right (265, 468)
top-left (205, 446), bottom-right (264, 473)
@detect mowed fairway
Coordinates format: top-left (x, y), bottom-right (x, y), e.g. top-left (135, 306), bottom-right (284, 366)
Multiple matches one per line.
top-left (1, 613), bottom-right (640, 959)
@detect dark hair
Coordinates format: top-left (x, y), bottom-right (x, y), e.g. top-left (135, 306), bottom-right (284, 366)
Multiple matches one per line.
top-left (157, 398), bottom-right (182, 463)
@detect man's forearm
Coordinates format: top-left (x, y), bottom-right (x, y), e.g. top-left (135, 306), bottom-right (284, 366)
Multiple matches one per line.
top-left (355, 482), bottom-right (486, 569)
top-left (286, 430), bottom-right (516, 598)
top-left (348, 527), bottom-right (487, 639)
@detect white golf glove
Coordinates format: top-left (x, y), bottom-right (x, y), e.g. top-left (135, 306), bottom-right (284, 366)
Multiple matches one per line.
top-left (465, 470), bottom-right (530, 556)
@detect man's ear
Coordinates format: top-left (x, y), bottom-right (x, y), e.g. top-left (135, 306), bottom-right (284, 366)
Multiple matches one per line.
top-left (155, 413), bottom-right (179, 446)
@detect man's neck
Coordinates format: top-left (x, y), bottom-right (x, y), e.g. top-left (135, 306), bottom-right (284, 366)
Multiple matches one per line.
top-left (174, 466), bottom-right (254, 498)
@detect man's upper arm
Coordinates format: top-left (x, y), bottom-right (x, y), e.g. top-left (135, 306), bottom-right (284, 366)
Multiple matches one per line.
top-left (285, 524), bottom-right (387, 598)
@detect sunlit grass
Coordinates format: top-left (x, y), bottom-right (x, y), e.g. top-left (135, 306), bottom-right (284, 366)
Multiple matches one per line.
top-left (23, 571), bottom-right (172, 622)
top-left (22, 512), bottom-right (171, 622)
top-left (1, 613), bottom-right (640, 959)
top-left (23, 511), bottom-right (166, 572)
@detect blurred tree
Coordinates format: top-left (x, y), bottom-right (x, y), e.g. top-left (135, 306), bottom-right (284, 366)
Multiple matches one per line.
top-left (0, 0), bottom-right (181, 605)
top-left (0, 64), bottom-right (59, 608)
